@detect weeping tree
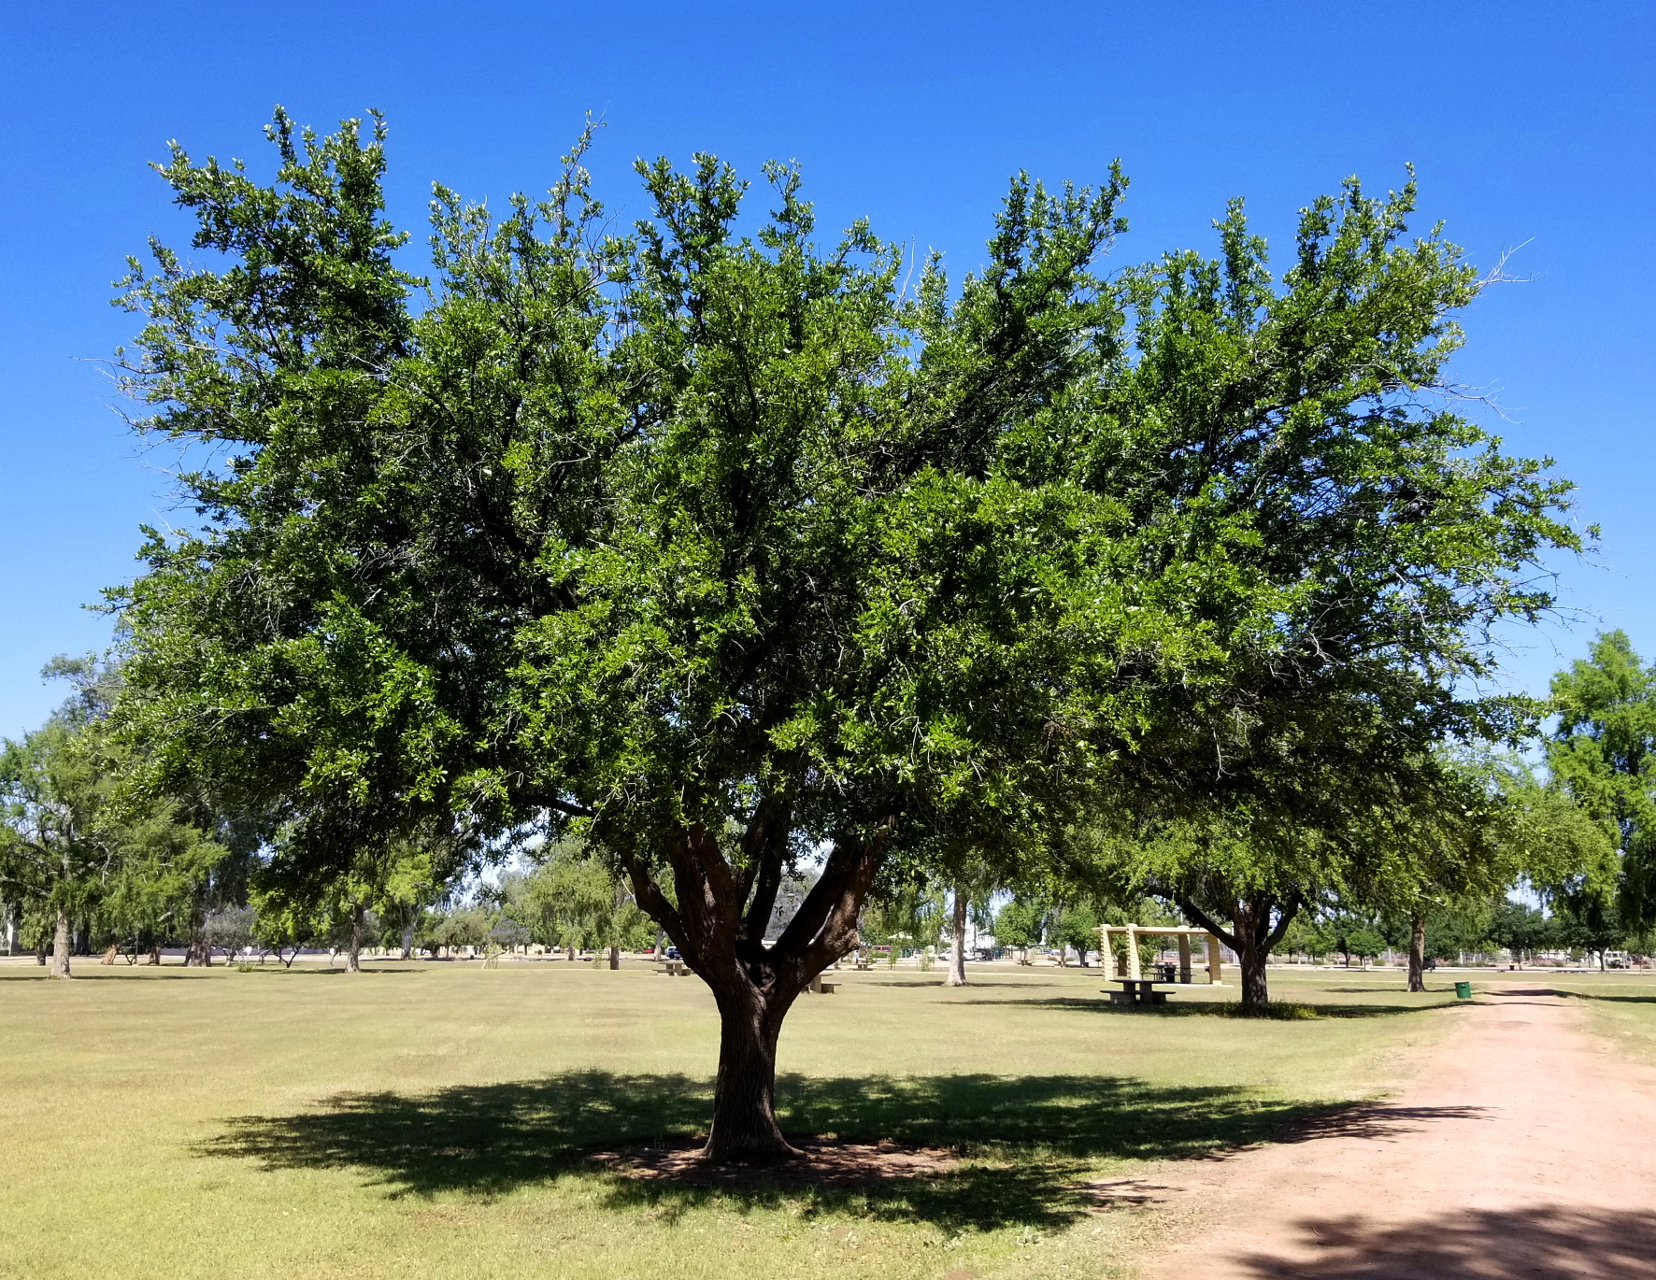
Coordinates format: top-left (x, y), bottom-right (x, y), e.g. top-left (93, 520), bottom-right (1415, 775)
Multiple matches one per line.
top-left (515, 843), bottom-right (652, 966)
top-left (108, 110), bottom-right (1580, 1155)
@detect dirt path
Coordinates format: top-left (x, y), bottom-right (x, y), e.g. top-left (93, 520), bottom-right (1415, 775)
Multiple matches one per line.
top-left (1142, 981), bottom-right (1656, 1279)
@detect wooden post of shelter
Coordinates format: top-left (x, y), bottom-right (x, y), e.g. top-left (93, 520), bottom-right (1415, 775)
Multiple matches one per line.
top-left (1125, 924), bottom-right (1141, 980)
top-left (1206, 932), bottom-right (1222, 984)
top-left (1177, 933), bottom-right (1192, 984)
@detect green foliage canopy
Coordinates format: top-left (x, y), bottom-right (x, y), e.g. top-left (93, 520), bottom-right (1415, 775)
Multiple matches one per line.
top-left (105, 111), bottom-right (1583, 1143)
top-left (0, 659), bottom-right (225, 972)
top-left (1548, 630), bottom-right (1656, 926)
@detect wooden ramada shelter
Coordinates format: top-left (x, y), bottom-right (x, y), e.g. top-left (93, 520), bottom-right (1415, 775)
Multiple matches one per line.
top-left (1098, 923), bottom-right (1224, 984)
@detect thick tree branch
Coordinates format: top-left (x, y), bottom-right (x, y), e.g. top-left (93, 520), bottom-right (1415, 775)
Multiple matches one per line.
top-left (1175, 894), bottom-right (1240, 953)
top-left (617, 849), bottom-right (688, 950)
top-left (772, 818), bottom-right (894, 977)
top-left (743, 853), bottom-right (784, 945)
top-left (1263, 891), bottom-right (1303, 952)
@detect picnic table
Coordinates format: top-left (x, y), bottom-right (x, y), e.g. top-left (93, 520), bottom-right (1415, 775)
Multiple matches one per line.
top-left (809, 975), bottom-right (839, 994)
top-left (1106, 978), bottom-right (1169, 1006)
top-left (658, 959), bottom-right (687, 976)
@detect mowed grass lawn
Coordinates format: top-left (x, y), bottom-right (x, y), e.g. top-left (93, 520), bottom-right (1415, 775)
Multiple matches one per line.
top-left (0, 958), bottom-right (1464, 1280)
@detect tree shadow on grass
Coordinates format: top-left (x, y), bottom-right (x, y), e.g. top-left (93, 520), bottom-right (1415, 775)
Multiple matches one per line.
top-left (856, 977), bottom-right (1070, 988)
top-left (954, 995), bottom-right (1448, 1019)
top-left (1502, 984), bottom-right (1656, 1006)
top-left (1233, 1205), bottom-right (1656, 1279)
top-left (0, 970), bottom-right (220, 981)
top-left (0, 967), bottom-right (422, 981)
top-left (199, 1071), bottom-right (1463, 1232)
top-left (234, 966), bottom-right (423, 977)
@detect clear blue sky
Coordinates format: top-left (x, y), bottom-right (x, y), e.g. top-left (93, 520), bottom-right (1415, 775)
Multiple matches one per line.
top-left (1, 0), bottom-right (1651, 738)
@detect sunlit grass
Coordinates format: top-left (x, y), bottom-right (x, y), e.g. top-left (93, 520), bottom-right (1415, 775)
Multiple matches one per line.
top-left (0, 956), bottom-right (1473, 1279)
top-left (1502, 969), bottom-right (1656, 1062)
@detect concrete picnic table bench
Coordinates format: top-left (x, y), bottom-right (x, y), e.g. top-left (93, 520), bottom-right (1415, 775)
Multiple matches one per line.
top-left (658, 959), bottom-right (688, 976)
top-left (1106, 978), bottom-right (1170, 1006)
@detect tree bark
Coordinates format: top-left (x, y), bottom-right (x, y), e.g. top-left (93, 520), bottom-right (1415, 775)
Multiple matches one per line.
top-left (945, 886), bottom-right (968, 986)
top-left (703, 977), bottom-right (797, 1162)
top-left (1232, 924), bottom-right (1269, 1005)
top-left (1408, 912), bottom-right (1427, 992)
top-left (344, 903), bottom-right (363, 973)
top-left (608, 943), bottom-right (620, 970)
top-left (399, 921), bottom-right (414, 961)
top-left (48, 907), bottom-right (71, 978)
top-left (184, 909), bottom-right (211, 967)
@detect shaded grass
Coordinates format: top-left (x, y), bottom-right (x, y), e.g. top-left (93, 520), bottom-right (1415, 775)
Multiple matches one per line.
top-left (203, 1069), bottom-right (1355, 1231)
top-left (967, 994), bottom-right (1447, 1020)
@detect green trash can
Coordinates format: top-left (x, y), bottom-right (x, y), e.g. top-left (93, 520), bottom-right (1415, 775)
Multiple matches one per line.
top-left (1455, 981), bottom-right (1472, 1000)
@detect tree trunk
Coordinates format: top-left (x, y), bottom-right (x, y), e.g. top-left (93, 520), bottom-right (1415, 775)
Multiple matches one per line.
top-left (610, 814), bottom-right (889, 1164)
top-left (566, 942), bottom-right (576, 962)
top-left (399, 922), bottom-right (414, 961)
top-left (344, 904), bottom-right (363, 973)
top-left (48, 907), bottom-right (72, 978)
top-left (703, 980), bottom-right (796, 1163)
top-left (945, 886), bottom-right (968, 986)
top-left (185, 929), bottom-right (211, 966)
top-left (1233, 929), bottom-right (1268, 1005)
top-left (1408, 912), bottom-right (1427, 992)
top-left (1179, 892), bottom-right (1299, 1009)
top-left (1052, 904), bottom-right (1066, 965)
top-left (608, 943), bottom-right (620, 970)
